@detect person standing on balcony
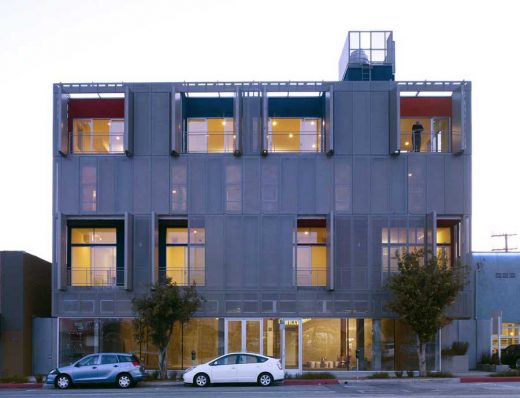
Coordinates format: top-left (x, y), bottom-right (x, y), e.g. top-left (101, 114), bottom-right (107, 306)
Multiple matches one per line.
top-left (412, 120), bottom-right (424, 152)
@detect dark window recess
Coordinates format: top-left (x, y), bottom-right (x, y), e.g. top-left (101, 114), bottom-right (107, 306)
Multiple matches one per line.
top-left (268, 97), bottom-right (324, 118)
top-left (184, 97), bottom-right (234, 118)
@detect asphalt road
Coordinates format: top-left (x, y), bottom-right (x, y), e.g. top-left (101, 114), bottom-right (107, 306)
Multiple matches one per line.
top-left (2, 381), bottom-right (520, 397)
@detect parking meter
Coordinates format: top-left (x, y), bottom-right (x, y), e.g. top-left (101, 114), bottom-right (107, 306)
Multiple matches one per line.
top-left (191, 350), bottom-right (196, 366)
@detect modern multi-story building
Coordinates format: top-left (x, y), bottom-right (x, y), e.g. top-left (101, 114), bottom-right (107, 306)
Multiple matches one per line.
top-left (51, 31), bottom-right (472, 372)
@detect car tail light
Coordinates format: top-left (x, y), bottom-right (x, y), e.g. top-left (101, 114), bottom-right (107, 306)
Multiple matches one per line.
top-left (132, 360), bottom-right (140, 366)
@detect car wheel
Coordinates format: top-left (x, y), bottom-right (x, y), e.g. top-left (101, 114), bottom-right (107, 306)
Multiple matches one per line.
top-left (55, 374), bottom-right (71, 389)
top-left (258, 372), bottom-right (273, 387)
top-left (116, 373), bottom-right (133, 389)
top-left (193, 373), bottom-right (209, 387)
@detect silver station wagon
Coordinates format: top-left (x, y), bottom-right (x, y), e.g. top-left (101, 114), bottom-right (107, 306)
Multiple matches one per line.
top-left (46, 353), bottom-right (145, 389)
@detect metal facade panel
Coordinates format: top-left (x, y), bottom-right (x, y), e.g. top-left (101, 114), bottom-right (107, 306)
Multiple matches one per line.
top-left (297, 157), bottom-right (315, 213)
top-left (334, 156), bottom-right (352, 213)
top-left (188, 157), bottom-right (205, 213)
top-left (327, 212), bottom-right (334, 290)
top-left (464, 155), bottom-right (471, 216)
top-left (261, 216), bottom-right (292, 288)
top-left (444, 156), bottom-right (464, 214)
top-left (426, 156), bottom-right (445, 213)
top-left (388, 84), bottom-right (400, 154)
top-left (115, 158), bottom-right (133, 213)
top-left (124, 86), bottom-right (134, 156)
top-left (333, 91), bottom-right (353, 154)
top-left (124, 212), bottom-right (134, 290)
top-left (224, 159), bottom-right (242, 213)
top-left (56, 87), bottom-right (69, 156)
top-left (261, 158), bottom-right (280, 213)
top-left (451, 86), bottom-right (467, 154)
top-left (370, 91), bottom-right (389, 155)
top-left (261, 89), bottom-right (268, 154)
top-left (134, 215), bottom-right (150, 272)
top-left (242, 97), bottom-right (261, 155)
top-left (352, 92), bottom-right (371, 154)
top-left (171, 156), bottom-right (187, 213)
top-left (242, 216), bottom-right (259, 288)
top-left (426, 211), bottom-right (437, 261)
top-left (207, 158), bottom-right (223, 214)
top-left (353, 217), bottom-right (368, 270)
top-left (407, 156), bottom-right (426, 214)
top-left (170, 89), bottom-right (183, 155)
top-left (57, 214), bottom-right (67, 290)
top-left (151, 157), bottom-right (170, 214)
top-left (243, 157), bottom-right (260, 213)
top-left (352, 157), bottom-right (370, 214)
top-left (133, 92), bottom-right (150, 155)
top-left (151, 212), bottom-right (158, 286)
top-left (59, 158), bottom-right (79, 214)
top-left (325, 86), bottom-right (334, 155)
top-left (151, 92), bottom-right (170, 156)
top-left (205, 216), bottom-right (225, 288)
top-left (316, 157), bottom-right (333, 214)
top-left (225, 216), bottom-right (242, 287)
top-left (389, 157), bottom-right (406, 214)
top-left (79, 157), bottom-right (97, 214)
top-left (371, 158), bottom-right (390, 213)
top-left (233, 88), bottom-right (242, 155)
top-left (132, 157), bottom-right (151, 213)
top-left (281, 158), bottom-right (298, 213)
top-left (335, 217), bottom-right (351, 289)
top-left (98, 158), bottom-right (115, 214)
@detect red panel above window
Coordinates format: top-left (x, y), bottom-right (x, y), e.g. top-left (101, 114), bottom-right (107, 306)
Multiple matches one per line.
top-left (400, 97), bottom-right (451, 117)
top-left (68, 99), bottom-right (125, 131)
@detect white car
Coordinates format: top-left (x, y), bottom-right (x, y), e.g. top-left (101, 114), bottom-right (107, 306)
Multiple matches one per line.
top-left (183, 352), bottom-right (284, 387)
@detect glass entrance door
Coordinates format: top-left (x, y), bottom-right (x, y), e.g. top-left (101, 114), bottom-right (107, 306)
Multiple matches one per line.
top-left (281, 319), bottom-right (302, 372)
top-left (224, 319), bottom-right (263, 354)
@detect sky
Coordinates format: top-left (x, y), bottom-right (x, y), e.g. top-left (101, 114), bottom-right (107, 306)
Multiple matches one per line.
top-left (0, 0), bottom-right (519, 262)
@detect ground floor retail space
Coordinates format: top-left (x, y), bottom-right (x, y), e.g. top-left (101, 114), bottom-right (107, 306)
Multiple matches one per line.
top-left (58, 317), bottom-right (438, 372)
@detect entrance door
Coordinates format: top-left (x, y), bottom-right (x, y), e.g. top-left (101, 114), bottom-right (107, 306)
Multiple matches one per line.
top-left (281, 319), bottom-right (302, 372)
top-left (225, 319), bottom-right (263, 354)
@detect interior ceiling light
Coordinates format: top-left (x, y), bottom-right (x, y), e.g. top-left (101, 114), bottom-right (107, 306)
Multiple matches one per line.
top-left (272, 120), bottom-right (277, 126)
top-left (289, 134), bottom-right (293, 138)
top-left (405, 141), bottom-right (409, 145)
top-left (222, 120), bottom-right (226, 126)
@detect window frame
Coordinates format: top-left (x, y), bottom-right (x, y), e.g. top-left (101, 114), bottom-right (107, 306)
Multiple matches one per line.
top-left (67, 220), bottom-right (124, 287)
top-left (71, 117), bottom-right (125, 154)
top-left (267, 117), bottom-right (323, 153)
top-left (295, 218), bottom-right (328, 287)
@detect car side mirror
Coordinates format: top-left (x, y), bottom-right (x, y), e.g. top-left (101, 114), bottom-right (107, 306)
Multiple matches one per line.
top-left (74, 363), bottom-right (81, 367)
top-left (210, 361), bottom-right (218, 366)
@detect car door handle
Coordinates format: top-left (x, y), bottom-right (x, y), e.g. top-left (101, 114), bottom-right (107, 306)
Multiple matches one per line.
top-left (92, 367), bottom-right (97, 369)
top-left (113, 365), bottom-right (119, 368)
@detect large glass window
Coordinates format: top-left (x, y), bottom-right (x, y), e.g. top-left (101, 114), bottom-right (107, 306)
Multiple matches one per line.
top-left (296, 219), bottom-right (327, 287)
top-left (186, 118), bottom-right (234, 153)
top-left (268, 118), bottom-right (321, 152)
top-left (68, 227), bottom-right (121, 287)
top-left (73, 118), bottom-right (124, 154)
top-left (161, 220), bottom-right (205, 286)
top-left (400, 117), bottom-right (451, 153)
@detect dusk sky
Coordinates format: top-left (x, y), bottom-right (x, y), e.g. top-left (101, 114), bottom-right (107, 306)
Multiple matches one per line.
top-left (1, 0), bottom-right (519, 261)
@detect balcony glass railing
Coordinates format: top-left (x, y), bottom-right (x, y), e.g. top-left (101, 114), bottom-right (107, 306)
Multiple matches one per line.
top-left (267, 131), bottom-right (322, 152)
top-left (68, 267), bottom-right (117, 286)
top-left (165, 267), bottom-right (205, 286)
top-left (186, 131), bottom-right (235, 153)
top-left (72, 132), bottom-right (125, 154)
top-left (296, 267), bottom-right (327, 287)
top-left (400, 130), bottom-right (458, 153)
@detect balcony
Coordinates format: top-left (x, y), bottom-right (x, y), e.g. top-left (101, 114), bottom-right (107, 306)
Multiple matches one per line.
top-left (68, 267), bottom-right (117, 287)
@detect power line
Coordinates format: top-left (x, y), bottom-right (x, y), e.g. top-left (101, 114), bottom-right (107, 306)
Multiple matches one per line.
top-left (491, 233), bottom-right (517, 252)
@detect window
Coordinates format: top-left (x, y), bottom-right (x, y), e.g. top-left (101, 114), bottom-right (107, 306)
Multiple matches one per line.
top-left (381, 225), bottom-right (424, 277)
top-left (68, 224), bottom-right (123, 287)
top-left (73, 118), bottom-right (124, 154)
top-left (78, 355), bottom-right (99, 366)
top-left (400, 117), bottom-right (451, 153)
top-left (187, 118), bottom-right (234, 153)
top-left (296, 219), bottom-right (327, 287)
top-left (100, 354), bottom-right (119, 365)
top-left (268, 118), bottom-right (321, 152)
top-left (213, 354), bottom-right (238, 366)
top-left (160, 220), bottom-right (205, 286)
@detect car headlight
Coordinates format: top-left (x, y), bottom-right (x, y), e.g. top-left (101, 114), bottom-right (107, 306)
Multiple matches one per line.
top-left (49, 369), bottom-right (59, 375)
top-left (184, 367), bottom-right (195, 374)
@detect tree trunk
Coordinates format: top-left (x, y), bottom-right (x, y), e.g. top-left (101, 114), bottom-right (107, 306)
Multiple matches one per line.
top-left (158, 348), bottom-right (168, 380)
top-left (416, 336), bottom-right (427, 377)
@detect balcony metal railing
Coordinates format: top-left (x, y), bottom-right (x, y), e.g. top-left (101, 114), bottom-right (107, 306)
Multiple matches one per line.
top-left (164, 267), bottom-right (205, 286)
top-left (185, 131), bottom-right (236, 153)
top-left (267, 130), bottom-right (322, 152)
top-left (400, 130), bottom-right (459, 153)
top-left (296, 267), bottom-right (327, 287)
top-left (72, 132), bottom-right (125, 154)
top-left (68, 267), bottom-right (117, 286)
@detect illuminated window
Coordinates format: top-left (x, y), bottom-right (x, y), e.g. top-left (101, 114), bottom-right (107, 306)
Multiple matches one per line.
top-left (400, 117), bottom-right (451, 153)
top-left (381, 225), bottom-right (424, 277)
top-left (160, 221), bottom-right (205, 286)
top-left (296, 219), bottom-right (327, 286)
top-left (186, 118), bottom-right (234, 153)
top-left (72, 119), bottom-right (124, 154)
top-left (268, 118), bottom-right (321, 152)
top-left (68, 226), bottom-right (121, 286)
top-left (436, 227), bottom-right (452, 265)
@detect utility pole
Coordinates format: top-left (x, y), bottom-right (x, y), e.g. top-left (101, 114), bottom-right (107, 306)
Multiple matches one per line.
top-left (491, 233), bottom-right (517, 252)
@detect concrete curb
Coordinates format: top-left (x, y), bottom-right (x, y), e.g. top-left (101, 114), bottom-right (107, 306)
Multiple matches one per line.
top-left (283, 379), bottom-right (339, 385)
top-left (460, 376), bottom-right (520, 383)
top-left (0, 383), bottom-right (43, 389)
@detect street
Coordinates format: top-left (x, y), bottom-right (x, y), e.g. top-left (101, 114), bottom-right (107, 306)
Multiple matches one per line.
top-left (2, 381), bottom-right (520, 398)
